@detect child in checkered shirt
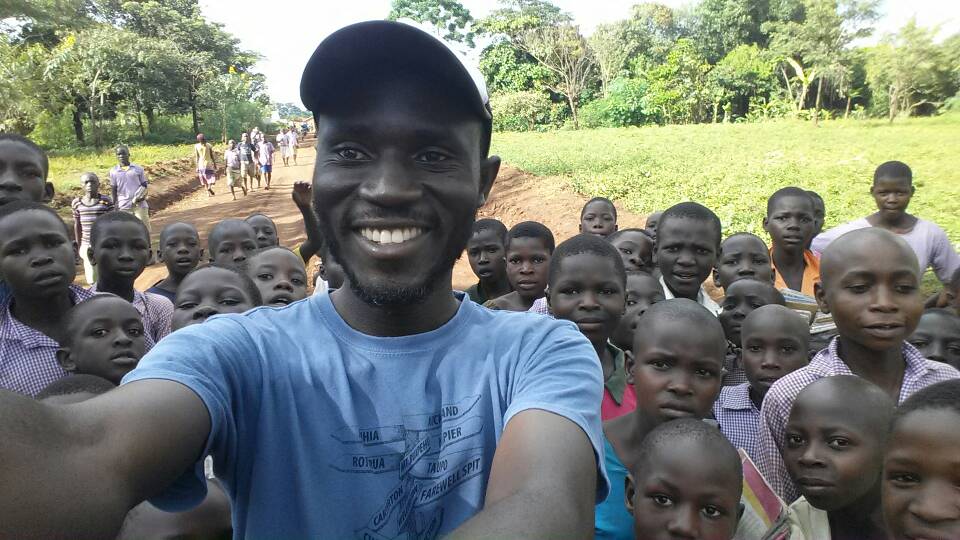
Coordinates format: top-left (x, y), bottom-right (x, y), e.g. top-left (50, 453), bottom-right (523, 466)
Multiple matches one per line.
top-left (717, 278), bottom-right (786, 386)
top-left (55, 294), bottom-right (146, 385)
top-left (713, 304), bottom-right (809, 466)
top-left (757, 228), bottom-right (960, 503)
top-left (0, 202), bottom-right (93, 397)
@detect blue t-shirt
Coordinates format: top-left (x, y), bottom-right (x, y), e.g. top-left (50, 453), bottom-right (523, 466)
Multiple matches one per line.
top-left (123, 292), bottom-right (608, 538)
top-left (595, 435), bottom-right (633, 539)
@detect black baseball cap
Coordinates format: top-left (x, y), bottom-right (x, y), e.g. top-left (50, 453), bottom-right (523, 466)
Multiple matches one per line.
top-left (300, 20), bottom-right (491, 127)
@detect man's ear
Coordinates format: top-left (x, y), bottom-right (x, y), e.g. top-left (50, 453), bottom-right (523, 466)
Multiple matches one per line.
top-left (544, 285), bottom-right (551, 308)
top-left (477, 155), bottom-right (500, 208)
top-left (712, 267), bottom-right (722, 290)
top-left (762, 216), bottom-right (770, 234)
top-left (814, 281), bottom-right (830, 314)
top-left (43, 182), bottom-right (55, 203)
top-left (625, 351), bottom-right (635, 385)
top-left (770, 266), bottom-right (777, 284)
top-left (56, 347), bottom-right (77, 373)
top-left (737, 501), bottom-right (745, 522)
top-left (86, 245), bottom-right (96, 266)
top-left (624, 473), bottom-right (637, 515)
top-left (910, 185), bottom-right (916, 196)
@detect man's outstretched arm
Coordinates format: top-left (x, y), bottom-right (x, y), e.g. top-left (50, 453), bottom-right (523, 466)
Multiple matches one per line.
top-left (0, 379), bottom-right (210, 539)
top-left (450, 409), bottom-right (598, 540)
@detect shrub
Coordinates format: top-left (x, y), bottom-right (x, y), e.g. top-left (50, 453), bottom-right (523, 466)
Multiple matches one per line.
top-left (579, 78), bottom-right (650, 128)
top-left (490, 90), bottom-right (553, 132)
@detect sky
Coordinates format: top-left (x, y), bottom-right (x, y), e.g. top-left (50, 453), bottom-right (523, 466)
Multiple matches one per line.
top-left (198, 0), bottom-right (960, 107)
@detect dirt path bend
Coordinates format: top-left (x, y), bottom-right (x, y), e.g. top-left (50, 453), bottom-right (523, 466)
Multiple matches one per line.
top-left (134, 145), bottom-right (653, 292)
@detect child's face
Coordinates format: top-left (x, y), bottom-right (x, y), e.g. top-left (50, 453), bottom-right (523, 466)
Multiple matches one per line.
top-left (466, 229), bottom-right (506, 282)
top-left (160, 224), bottom-right (202, 278)
top-left (505, 237), bottom-right (551, 300)
top-left (548, 253), bottom-right (625, 345)
top-left (784, 391), bottom-right (885, 512)
top-left (0, 140), bottom-right (52, 206)
top-left (644, 212), bottom-right (662, 241)
top-left (116, 147), bottom-right (130, 166)
top-left (718, 280), bottom-right (782, 345)
top-left (81, 175), bottom-right (100, 197)
top-left (741, 315), bottom-right (808, 400)
top-left (246, 215), bottom-right (278, 249)
top-left (883, 409), bottom-right (960, 540)
top-left (907, 312), bottom-right (960, 369)
top-left (763, 195), bottom-right (815, 254)
top-left (0, 210), bottom-right (77, 297)
top-left (817, 235), bottom-right (923, 352)
top-left (871, 177), bottom-right (913, 219)
top-left (632, 317), bottom-right (723, 422)
top-left (626, 440), bottom-right (741, 540)
top-left (714, 235), bottom-right (773, 289)
top-left (210, 224), bottom-right (258, 267)
top-left (172, 268), bottom-right (257, 330)
top-left (60, 298), bottom-right (146, 385)
top-left (580, 201), bottom-right (617, 237)
top-left (655, 217), bottom-right (718, 300)
top-left (612, 273), bottom-right (665, 352)
top-left (249, 249), bottom-right (308, 306)
top-left (610, 231), bottom-right (654, 273)
top-left (92, 221), bottom-right (150, 282)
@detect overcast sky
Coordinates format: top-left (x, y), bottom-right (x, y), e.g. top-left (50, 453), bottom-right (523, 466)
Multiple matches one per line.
top-left (198, 0), bottom-right (960, 107)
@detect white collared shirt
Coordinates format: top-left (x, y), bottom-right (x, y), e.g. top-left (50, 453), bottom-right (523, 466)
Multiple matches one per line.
top-left (659, 275), bottom-right (721, 315)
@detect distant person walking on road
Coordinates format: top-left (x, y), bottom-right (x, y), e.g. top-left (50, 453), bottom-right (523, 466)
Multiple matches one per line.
top-left (224, 139), bottom-right (247, 200)
top-left (237, 132), bottom-right (257, 192)
top-left (257, 135), bottom-right (274, 190)
top-left (285, 126), bottom-right (298, 166)
top-left (110, 145), bottom-right (155, 264)
top-left (194, 134), bottom-right (217, 197)
top-left (277, 128), bottom-right (289, 167)
top-left (71, 172), bottom-right (114, 285)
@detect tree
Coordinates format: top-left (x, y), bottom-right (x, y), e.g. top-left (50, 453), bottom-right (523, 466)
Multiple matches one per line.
top-left (765, 0), bottom-right (878, 123)
top-left (479, 41), bottom-right (555, 93)
top-left (618, 3), bottom-right (682, 74)
top-left (866, 20), bottom-right (958, 121)
top-left (275, 102), bottom-right (309, 119)
top-left (707, 43), bottom-right (778, 120)
top-left (589, 24), bottom-right (629, 97)
top-left (643, 39), bottom-right (713, 124)
top-left (479, 1), bottom-right (593, 128)
top-left (388, 0), bottom-right (475, 47)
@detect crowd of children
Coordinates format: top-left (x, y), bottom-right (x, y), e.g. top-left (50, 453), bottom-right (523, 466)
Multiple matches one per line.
top-left (3, 112), bottom-right (960, 540)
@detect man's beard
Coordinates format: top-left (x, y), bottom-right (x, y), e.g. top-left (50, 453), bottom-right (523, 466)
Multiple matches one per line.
top-left (316, 208), bottom-right (475, 307)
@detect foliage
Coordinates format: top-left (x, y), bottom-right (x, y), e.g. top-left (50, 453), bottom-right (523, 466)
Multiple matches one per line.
top-left (479, 2), bottom-right (593, 128)
top-left (388, 0), bottom-right (475, 46)
top-left (707, 44), bottom-right (779, 119)
top-left (479, 41), bottom-right (554, 94)
top-left (1, 0), bottom-right (264, 149)
top-left (490, 90), bottom-right (553, 131)
top-left (865, 20), bottom-right (960, 122)
top-left (275, 102), bottom-right (309, 119)
top-left (579, 78), bottom-right (650, 128)
top-left (490, 115), bottom-right (960, 245)
top-left (642, 39), bottom-right (713, 124)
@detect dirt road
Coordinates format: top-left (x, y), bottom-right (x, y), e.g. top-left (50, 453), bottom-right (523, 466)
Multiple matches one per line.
top-left (134, 144), bottom-right (653, 292)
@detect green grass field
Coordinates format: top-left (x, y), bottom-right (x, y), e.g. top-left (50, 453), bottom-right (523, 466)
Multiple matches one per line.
top-left (490, 115), bottom-right (960, 245)
top-left (47, 144), bottom-right (192, 193)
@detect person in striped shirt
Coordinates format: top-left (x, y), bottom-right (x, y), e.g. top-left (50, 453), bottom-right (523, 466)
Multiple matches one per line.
top-left (71, 172), bottom-right (114, 285)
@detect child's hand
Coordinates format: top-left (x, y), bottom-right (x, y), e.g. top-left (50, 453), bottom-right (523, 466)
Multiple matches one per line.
top-left (292, 181), bottom-right (312, 209)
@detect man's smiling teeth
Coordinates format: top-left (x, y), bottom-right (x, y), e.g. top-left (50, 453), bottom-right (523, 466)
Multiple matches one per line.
top-left (360, 227), bottom-right (424, 244)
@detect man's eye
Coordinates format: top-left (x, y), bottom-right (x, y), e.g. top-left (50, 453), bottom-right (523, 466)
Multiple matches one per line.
top-left (620, 248), bottom-right (632, 255)
top-left (649, 360), bottom-right (670, 370)
top-left (292, 278), bottom-right (305, 286)
top-left (335, 148), bottom-right (367, 160)
top-left (747, 345), bottom-right (762, 353)
top-left (416, 150), bottom-right (449, 163)
top-left (221, 298), bottom-right (241, 306)
top-left (786, 434), bottom-right (804, 448)
top-left (92, 329), bottom-right (109, 337)
top-left (846, 284), bottom-right (869, 294)
top-left (177, 302), bottom-right (198, 310)
top-left (257, 273), bottom-right (272, 281)
top-left (128, 327), bottom-right (143, 337)
top-left (887, 472), bottom-right (920, 485)
top-left (626, 299), bottom-right (637, 306)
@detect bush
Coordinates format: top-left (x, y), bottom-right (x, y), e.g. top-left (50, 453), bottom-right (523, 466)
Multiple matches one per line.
top-left (490, 90), bottom-right (553, 132)
top-left (579, 78), bottom-right (650, 128)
